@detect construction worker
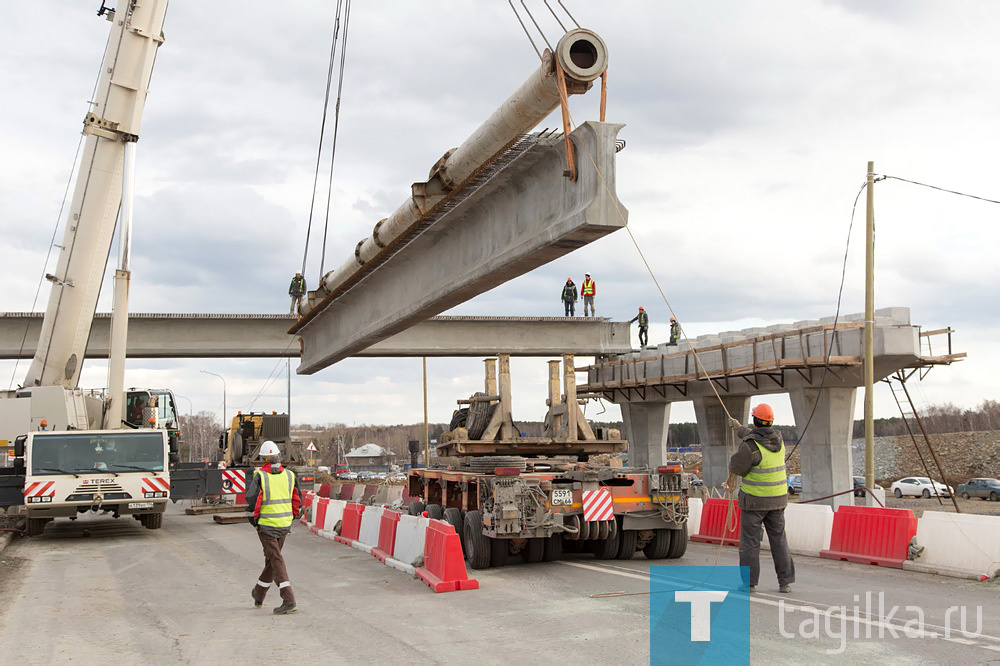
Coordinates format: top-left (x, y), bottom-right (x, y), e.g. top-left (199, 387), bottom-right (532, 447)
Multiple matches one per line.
top-left (288, 272), bottom-right (307, 315)
top-left (669, 317), bottom-right (680, 345)
top-left (629, 306), bottom-right (649, 347)
top-left (246, 440), bottom-right (302, 614)
top-left (561, 277), bottom-right (578, 316)
top-left (581, 273), bottom-right (596, 316)
top-left (726, 403), bottom-right (794, 594)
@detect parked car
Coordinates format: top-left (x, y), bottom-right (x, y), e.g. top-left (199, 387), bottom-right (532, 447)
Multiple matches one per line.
top-left (684, 473), bottom-right (703, 488)
top-left (787, 474), bottom-right (802, 495)
top-left (956, 478), bottom-right (1000, 501)
top-left (853, 476), bottom-right (867, 497)
top-left (317, 466), bottom-right (331, 474)
top-left (890, 477), bottom-right (952, 499)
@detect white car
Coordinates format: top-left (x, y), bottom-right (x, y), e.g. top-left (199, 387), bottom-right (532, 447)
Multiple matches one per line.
top-left (890, 477), bottom-right (952, 499)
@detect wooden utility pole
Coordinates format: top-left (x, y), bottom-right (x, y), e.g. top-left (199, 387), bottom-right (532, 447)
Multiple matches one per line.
top-left (864, 161), bottom-right (876, 493)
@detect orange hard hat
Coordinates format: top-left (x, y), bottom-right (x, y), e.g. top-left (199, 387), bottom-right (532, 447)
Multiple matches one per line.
top-left (670, 317), bottom-right (676, 322)
top-left (40, 419), bottom-right (48, 426)
top-left (639, 306), bottom-right (644, 310)
top-left (751, 403), bottom-right (775, 423)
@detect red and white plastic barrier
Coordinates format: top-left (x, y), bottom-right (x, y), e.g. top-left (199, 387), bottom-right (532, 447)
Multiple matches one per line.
top-left (762, 503), bottom-right (834, 557)
top-left (353, 506), bottom-right (385, 554)
top-left (904, 511), bottom-right (1000, 580)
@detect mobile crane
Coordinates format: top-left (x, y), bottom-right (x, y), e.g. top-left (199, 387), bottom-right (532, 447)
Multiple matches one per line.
top-left (0, 2), bottom-right (183, 533)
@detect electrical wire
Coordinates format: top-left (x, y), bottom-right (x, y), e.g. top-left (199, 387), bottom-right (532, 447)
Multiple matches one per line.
top-left (878, 175), bottom-right (1000, 205)
top-left (300, 0), bottom-right (346, 277)
top-left (318, 0), bottom-right (352, 277)
top-left (242, 336), bottom-right (298, 412)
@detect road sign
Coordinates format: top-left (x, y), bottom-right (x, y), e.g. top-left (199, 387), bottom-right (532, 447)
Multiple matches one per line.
top-left (306, 441), bottom-right (317, 452)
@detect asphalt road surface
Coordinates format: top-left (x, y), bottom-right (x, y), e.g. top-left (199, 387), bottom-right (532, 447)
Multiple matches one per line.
top-left (0, 504), bottom-right (998, 664)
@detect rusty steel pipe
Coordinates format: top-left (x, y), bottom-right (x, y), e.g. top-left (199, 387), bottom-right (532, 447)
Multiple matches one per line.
top-left (304, 29), bottom-right (608, 315)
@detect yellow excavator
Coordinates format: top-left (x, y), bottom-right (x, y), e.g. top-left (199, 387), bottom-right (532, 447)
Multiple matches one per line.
top-left (219, 411), bottom-right (316, 484)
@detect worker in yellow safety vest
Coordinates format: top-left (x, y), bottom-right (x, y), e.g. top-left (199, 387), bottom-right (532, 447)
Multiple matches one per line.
top-left (581, 273), bottom-right (596, 316)
top-left (246, 440), bottom-right (303, 614)
top-left (726, 403), bottom-right (795, 594)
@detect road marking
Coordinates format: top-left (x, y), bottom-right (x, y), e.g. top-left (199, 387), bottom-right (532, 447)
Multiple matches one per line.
top-left (559, 560), bottom-right (1000, 650)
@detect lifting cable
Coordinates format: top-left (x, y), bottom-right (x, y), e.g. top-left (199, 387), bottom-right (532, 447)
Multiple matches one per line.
top-left (7, 28), bottom-right (114, 390)
top-left (299, 0), bottom-right (347, 277)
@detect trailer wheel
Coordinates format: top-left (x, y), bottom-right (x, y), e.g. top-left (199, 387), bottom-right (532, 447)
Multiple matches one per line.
top-left (666, 528), bottom-right (688, 559)
top-left (425, 504), bottom-right (444, 520)
top-left (443, 508), bottom-right (465, 555)
top-left (562, 538), bottom-right (583, 554)
top-left (490, 536), bottom-right (509, 567)
top-left (592, 529), bottom-right (620, 560)
top-left (643, 529), bottom-right (672, 559)
top-left (141, 512), bottom-right (163, 530)
top-left (408, 501), bottom-right (426, 517)
top-left (523, 538), bottom-right (544, 564)
top-left (26, 517), bottom-right (47, 537)
top-left (543, 534), bottom-right (563, 561)
top-left (463, 510), bottom-right (491, 570)
top-left (617, 528), bottom-right (638, 560)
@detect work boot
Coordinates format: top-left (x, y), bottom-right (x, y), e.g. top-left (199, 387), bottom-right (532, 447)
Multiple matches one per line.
top-left (738, 584), bottom-right (756, 594)
top-left (779, 584), bottom-right (792, 594)
top-left (252, 593), bottom-right (262, 609)
top-left (273, 602), bottom-right (298, 615)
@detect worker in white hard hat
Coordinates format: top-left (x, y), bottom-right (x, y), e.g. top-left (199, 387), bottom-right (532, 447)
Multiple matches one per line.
top-left (245, 440), bottom-right (302, 614)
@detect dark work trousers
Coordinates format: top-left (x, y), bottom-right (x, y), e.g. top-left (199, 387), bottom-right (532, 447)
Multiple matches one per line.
top-left (583, 295), bottom-right (595, 316)
top-left (638, 326), bottom-right (648, 347)
top-left (253, 530), bottom-right (295, 604)
top-left (739, 508), bottom-right (795, 587)
top-left (564, 300), bottom-right (575, 316)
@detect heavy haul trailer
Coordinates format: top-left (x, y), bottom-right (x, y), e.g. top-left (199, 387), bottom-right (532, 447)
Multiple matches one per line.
top-left (406, 355), bottom-right (690, 569)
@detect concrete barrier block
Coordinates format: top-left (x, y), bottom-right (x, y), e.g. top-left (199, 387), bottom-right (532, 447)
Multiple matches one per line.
top-left (762, 503), bottom-right (833, 556)
top-left (394, 514), bottom-right (431, 566)
top-left (908, 511), bottom-right (1000, 578)
top-left (351, 484), bottom-right (365, 502)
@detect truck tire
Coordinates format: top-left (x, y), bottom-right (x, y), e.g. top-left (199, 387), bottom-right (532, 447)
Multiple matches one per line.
top-left (425, 504), bottom-right (444, 520)
top-left (141, 512), bottom-right (163, 530)
top-left (26, 517), bottom-right (47, 537)
top-left (466, 456), bottom-right (527, 474)
top-left (449, 407), bottom-right (469, 431)
top-left (562, 538), bottom-right (583, 554)
top-left (666, 528), bottom-right (688, 559)
top-left (408, 501), bottom-right (426, 517)
top-left (490, 536), bottom-right (509, 567)
top-left (617, 528), bottom-right (638, 560)
top-left (465, 392), bottom-right (495, 440)
top-left (443, 508), bottom-right (465, 555)
top-left (543, 534), bottom-right (563, 561)
top-left (643, 529), bottom-right (672, 559)
top-left (593, 530), bottom-right (620, 560)
top-left (523, 538), bottom-right (544, 564)
top-left (463, 510), bottom-right (491, 570)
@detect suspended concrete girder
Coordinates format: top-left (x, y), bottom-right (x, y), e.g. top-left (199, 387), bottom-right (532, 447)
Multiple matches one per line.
top-left (292, 121), bottom-right (628, 374)
top-left (0, 313), bottom-right (631, 359)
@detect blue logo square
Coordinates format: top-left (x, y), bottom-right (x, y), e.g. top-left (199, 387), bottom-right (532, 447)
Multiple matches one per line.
top-left (650, 566), bottom-right (752, 665)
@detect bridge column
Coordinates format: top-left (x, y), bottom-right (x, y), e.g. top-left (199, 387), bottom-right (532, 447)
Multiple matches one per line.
top-left (789, 387), bottom-right (857, 510)
top-left (693, 396), bottom-right (751, 489)
top-left (620, 402), bottom-right (671, 469)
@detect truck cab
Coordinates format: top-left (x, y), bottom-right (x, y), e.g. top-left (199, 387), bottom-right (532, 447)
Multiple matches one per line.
top-left (17, 429), bottom-right (170, 536)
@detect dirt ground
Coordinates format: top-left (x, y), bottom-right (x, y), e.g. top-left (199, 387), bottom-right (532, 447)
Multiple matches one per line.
top-left (878, 494), bottom-right (1000, 518)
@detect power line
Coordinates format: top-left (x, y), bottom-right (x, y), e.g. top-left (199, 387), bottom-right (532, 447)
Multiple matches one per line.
top-left (878, 175), bottom-right (1000, 205)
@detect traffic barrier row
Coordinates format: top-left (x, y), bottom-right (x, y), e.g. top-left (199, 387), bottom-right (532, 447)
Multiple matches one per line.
top-left (904, 511), bottom-right (1000, 579)
top-left (310, 501), bottom-right (477, 593)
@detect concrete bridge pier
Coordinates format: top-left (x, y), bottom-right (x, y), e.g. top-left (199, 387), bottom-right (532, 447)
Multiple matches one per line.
top-left (789, 387), bottom-right (857, 510)
top-left (694, 396), bottom-right (751, 489)
top-left (620, 402), bottom-right (671, 469)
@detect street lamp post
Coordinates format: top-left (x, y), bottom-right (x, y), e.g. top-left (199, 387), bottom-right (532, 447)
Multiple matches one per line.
top-left (200, 370), bottom-right (226, 435)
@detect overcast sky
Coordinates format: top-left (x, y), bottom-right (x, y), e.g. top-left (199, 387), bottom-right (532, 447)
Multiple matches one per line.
top-left (1, 1), bottom-right (997, 430)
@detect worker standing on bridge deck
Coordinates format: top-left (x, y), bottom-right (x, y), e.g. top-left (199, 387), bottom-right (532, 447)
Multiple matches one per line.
top-left (561, 277), bottom-right (578, 316)
top-left (669, 317), bottom-right (680, 345)
top-left (726, 403), bottom-right (794, 594)
top-left (629, 306), bottom-right (649, 347)
top-left (246, 440), bottom-right (302, 614)
top-left (288, 272), bottom-right (307, 315)
top-left (581, 273), bottom-right (596, 316)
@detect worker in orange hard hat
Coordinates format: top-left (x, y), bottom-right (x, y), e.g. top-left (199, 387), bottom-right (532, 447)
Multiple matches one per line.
top-left (560, 277), bottom-right (578, 317)
top-left (629, 306), bottom-right (649, 348)
top-left (668, 316), bottom-right (680, 345)
top-left (38, 419), bottom-right (48, 431)
top-left (727, 403), bottom-right (794, 594)
top-left (288, 272), bottom-right (307, 316)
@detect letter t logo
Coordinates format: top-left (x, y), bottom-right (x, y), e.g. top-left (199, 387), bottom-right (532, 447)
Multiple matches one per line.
top-left (674, 591), bottom-right (729, 641)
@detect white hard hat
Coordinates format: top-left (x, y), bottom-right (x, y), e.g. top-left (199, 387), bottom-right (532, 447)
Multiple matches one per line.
top-left (259, 440), bottom-right (281, 458)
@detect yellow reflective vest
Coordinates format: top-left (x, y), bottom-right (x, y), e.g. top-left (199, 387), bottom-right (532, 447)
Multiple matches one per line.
top-left (741, 440), bottom-right (787, 497)
top-left (581, 278), bottom-right (596, 296)
top-left (256, 467), bottom-right (296, 528)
